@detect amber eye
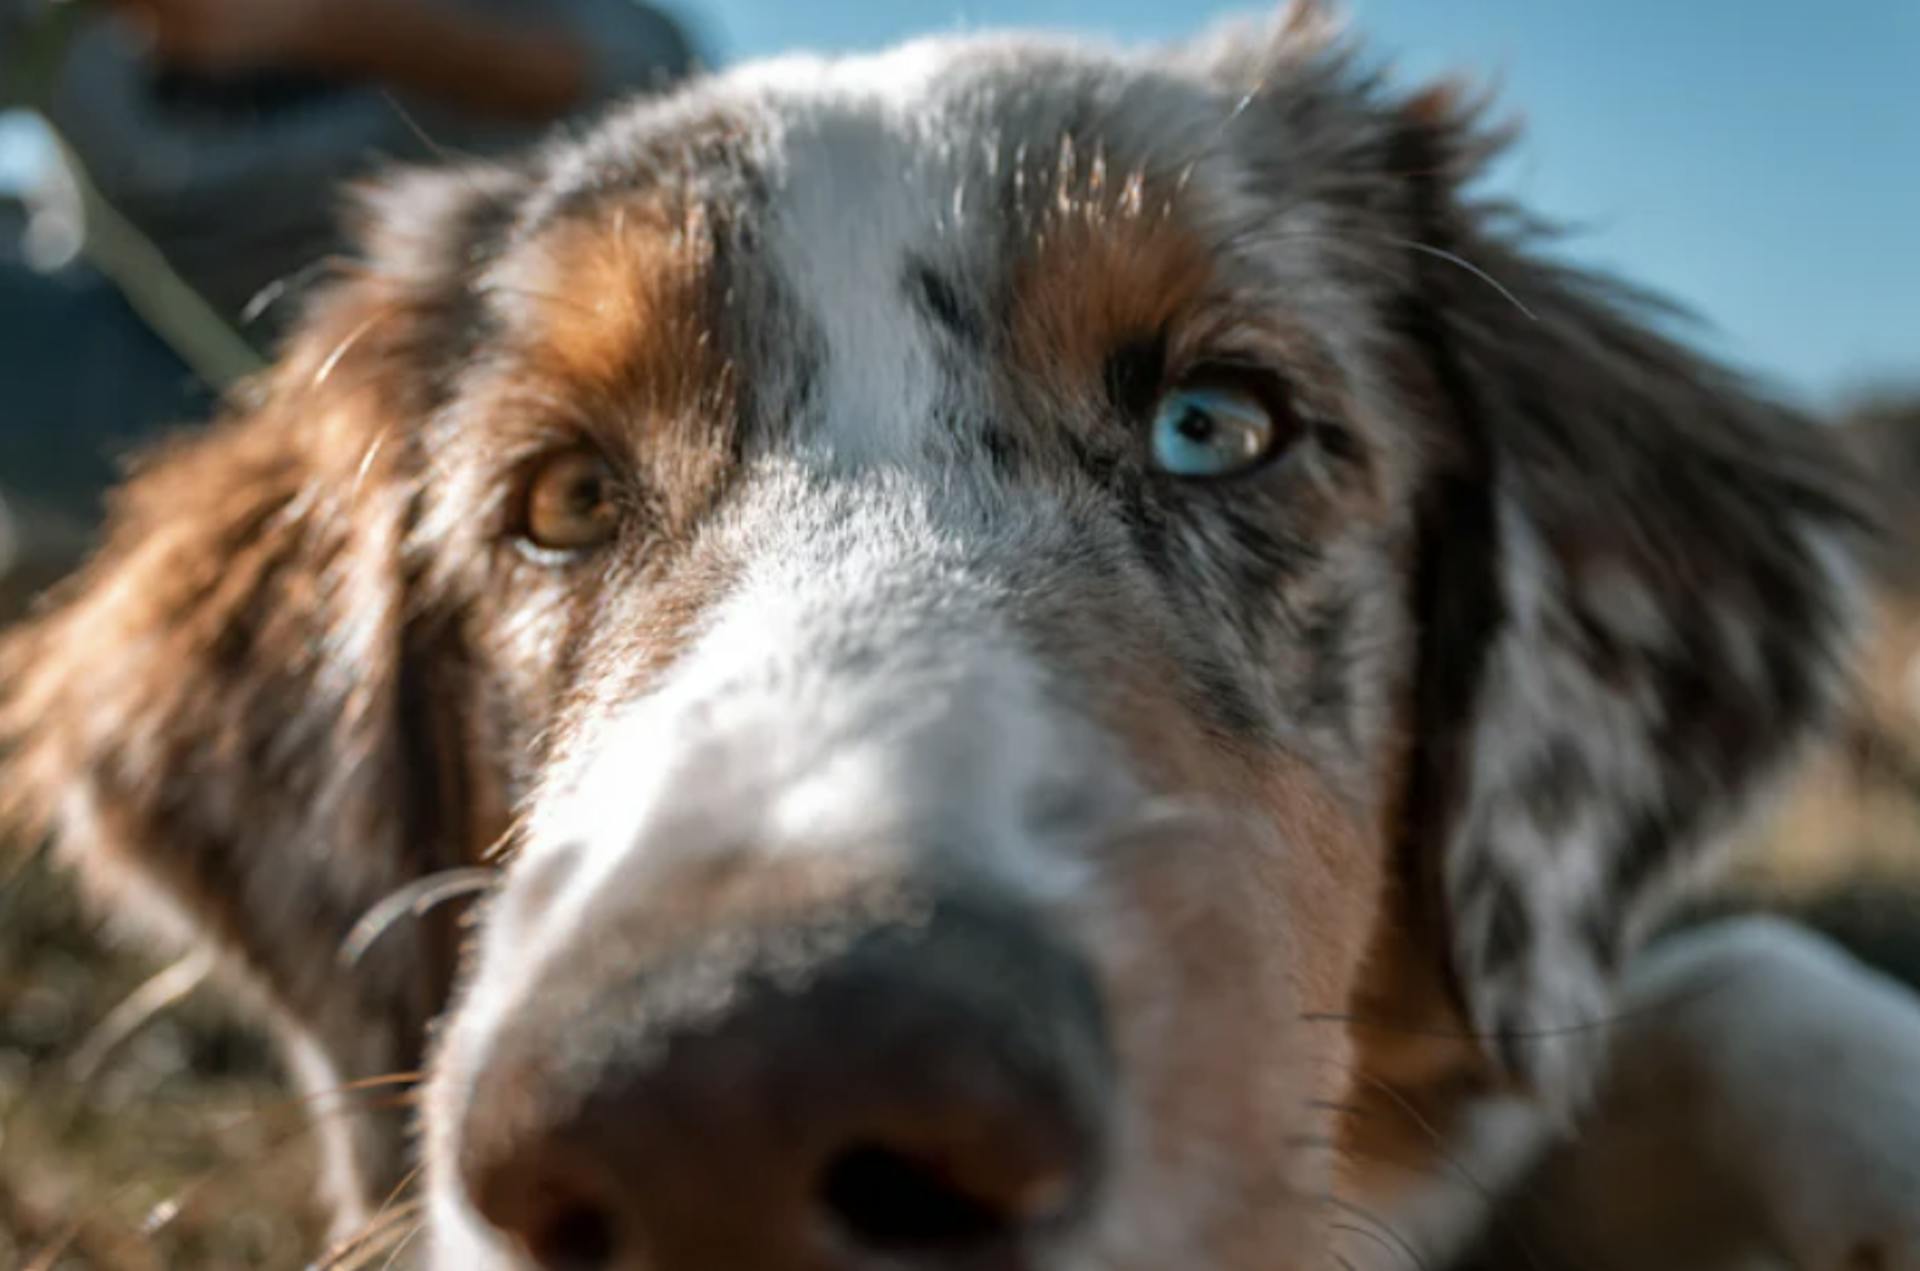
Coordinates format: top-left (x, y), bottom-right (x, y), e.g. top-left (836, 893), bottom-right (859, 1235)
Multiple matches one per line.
top-left (520, 450), bottom-right (621, 554)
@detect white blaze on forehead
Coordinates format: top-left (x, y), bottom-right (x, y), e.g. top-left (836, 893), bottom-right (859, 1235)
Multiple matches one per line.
top-left (748, 49), bottom-right (972, 467)
top-left (519, 514), bottom-right (1117, 925)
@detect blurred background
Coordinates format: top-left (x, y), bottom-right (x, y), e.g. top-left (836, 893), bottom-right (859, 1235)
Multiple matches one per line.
top-left (0, 1), bottom-right (1915, 1266)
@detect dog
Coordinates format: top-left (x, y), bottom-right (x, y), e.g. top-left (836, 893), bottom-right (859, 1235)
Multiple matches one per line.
top-left (5, 8), bottom-right (1918, 1268)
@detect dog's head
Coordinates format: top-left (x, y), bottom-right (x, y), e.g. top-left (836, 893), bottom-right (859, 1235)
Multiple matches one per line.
top-left (0, 12), bottom-right (1870, 1269)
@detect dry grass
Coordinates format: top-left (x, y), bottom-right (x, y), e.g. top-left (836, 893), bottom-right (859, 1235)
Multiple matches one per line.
top-left (0, 850), bottom-right (326, 1269)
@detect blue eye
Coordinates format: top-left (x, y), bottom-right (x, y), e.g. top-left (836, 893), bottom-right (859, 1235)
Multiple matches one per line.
top-left (1147, 383), bottom-right (1281, 479)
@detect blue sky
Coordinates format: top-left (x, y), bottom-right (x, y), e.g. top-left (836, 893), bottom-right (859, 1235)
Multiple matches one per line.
top-left (684, 1), bottom-right (1919, 406)
top-left (2, 3), bottom-right (1911, 403)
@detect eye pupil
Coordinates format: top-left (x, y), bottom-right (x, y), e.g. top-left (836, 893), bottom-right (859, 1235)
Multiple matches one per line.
top-left (522, 451), bottom-right (621, 554)
top-left (565, 475), bottom-right (604, 514)
top-left (1147, 379), bottom-right (1286, 479)
top-left (1175, 408), bottom-right (1216, 443)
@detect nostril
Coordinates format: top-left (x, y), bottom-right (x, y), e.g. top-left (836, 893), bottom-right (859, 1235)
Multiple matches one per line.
top-left (525, 1202), bottom-right (619, 1271)
top-left (822, 1144), bottom-right (1005, 1252)
top-left (460, 894), bottom-right (1111, 1266)
top-left (821, 1142), bottom-right (1065, 1255)
top-left (468, 1153), bottom-right (625, 1271)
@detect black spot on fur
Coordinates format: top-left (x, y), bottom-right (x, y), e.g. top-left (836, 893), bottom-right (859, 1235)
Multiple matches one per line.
top-left (1566, 605), bottom-right (1633, 688)
top-left (1186, 656), bottom-right (1269, 742)
top-left (1608, 805), bottom-right (1701, 908)
top-left (1103, 336), bottom-right (1167, 423)
top-left (1066, 431), bottom-right (1176, 584)
top-left (1480, 877), bottom-right (1532, 975)
top-left (1492, 1006), bottom-right (1532, 1078)
top-left (1396, 368), bottom-right (1505, 996)
top-left (1522, 737), bottom-right (1591, 833)
top-left (1298, 594), bottom-right (1355, 732)
top-left (1580, 903), bottom-right (1623, 972)
top-left (1217, 503), bottom-right (1318, 582)
top-left (1311, 419), bottom-right (1369, 472)
top-left (978, 424), bottom-right (1027, 476)
top-left (905, 257), bottom-right (984, 347)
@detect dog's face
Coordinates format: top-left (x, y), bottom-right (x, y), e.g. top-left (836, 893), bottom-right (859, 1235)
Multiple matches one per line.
top-left (0, 16), bottom-right (1870, 1271)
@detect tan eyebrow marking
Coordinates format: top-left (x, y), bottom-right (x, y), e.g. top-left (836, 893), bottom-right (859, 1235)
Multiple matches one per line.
top-left (473, 192), bottom-right (745, 539)
top-left (1007, 152), bottom-right (1214, 401)
top-left (505, 197), bottom-right (733, 426)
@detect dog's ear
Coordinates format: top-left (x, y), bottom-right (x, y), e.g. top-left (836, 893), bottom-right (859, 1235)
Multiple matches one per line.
top-left (0, 162), bottom-right (523, 1210)
top-left (1384, 88), bottom-right (1872, 1101)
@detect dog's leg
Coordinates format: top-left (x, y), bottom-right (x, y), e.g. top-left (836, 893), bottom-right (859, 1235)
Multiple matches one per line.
top-left (1461, 917), bottom-right (1920, 1271)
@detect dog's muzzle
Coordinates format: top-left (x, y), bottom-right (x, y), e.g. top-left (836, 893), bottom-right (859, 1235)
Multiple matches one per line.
top-left (455, 886), bottom-right (1112, 1270)
top-left (434, 524), bottom-right (1140, 1270)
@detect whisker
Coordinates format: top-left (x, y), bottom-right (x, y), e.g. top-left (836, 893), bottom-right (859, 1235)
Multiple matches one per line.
top-left (379, 91), bottom-right (484, 168)
top-left (315, 1159), bottom-right (430, 1269)
top-left (316, 1198), bottom-right (424, 1270)
top-left (243, 256), bottom-right (345, 326)
top-left (1307, 1096), bottom-right (1375, 1119)
top-left (1329, 1222), bottom-right (1411, 1271)
top-left (313, 309), bottom-right (396, 388)
top-left (1099, 794), bottom-right (1279, 854)
top-left (372, 1163), bottom-right (428, 1226)
top-left (481, 807), bottom-right (538, 863)
top-left (375, 1216), bottom-right (427, 1271)
top-left (341, 868), bottom-right (499, 966)
top-left (1325, 1060), bottom-right (1550, 1271)
top-left (1392, 238), bottom-right (1539, 321)
top-left (1324, 1194), bottom-right (1432, 1271)
top-left (350, 423), bottom-right (399, 507)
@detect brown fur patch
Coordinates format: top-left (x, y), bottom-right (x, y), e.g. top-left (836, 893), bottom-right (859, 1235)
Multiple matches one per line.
top-left (1007, 147), bottom-right (1215, 402)
top-left (499, 196), bottom-right (734, 434)
top-left (1086, 614), bottom-right (1485, 1205)
top-left (1083, 664), bottom-right (1389, 1254)
top-left (1084, 636), bottom-right (1393, 1160)
top-left (417, 199), bottom-right (752, 778)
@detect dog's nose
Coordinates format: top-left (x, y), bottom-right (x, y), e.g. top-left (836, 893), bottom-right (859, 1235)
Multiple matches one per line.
top-left (457, 894), bottom-right (1112, 1270)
